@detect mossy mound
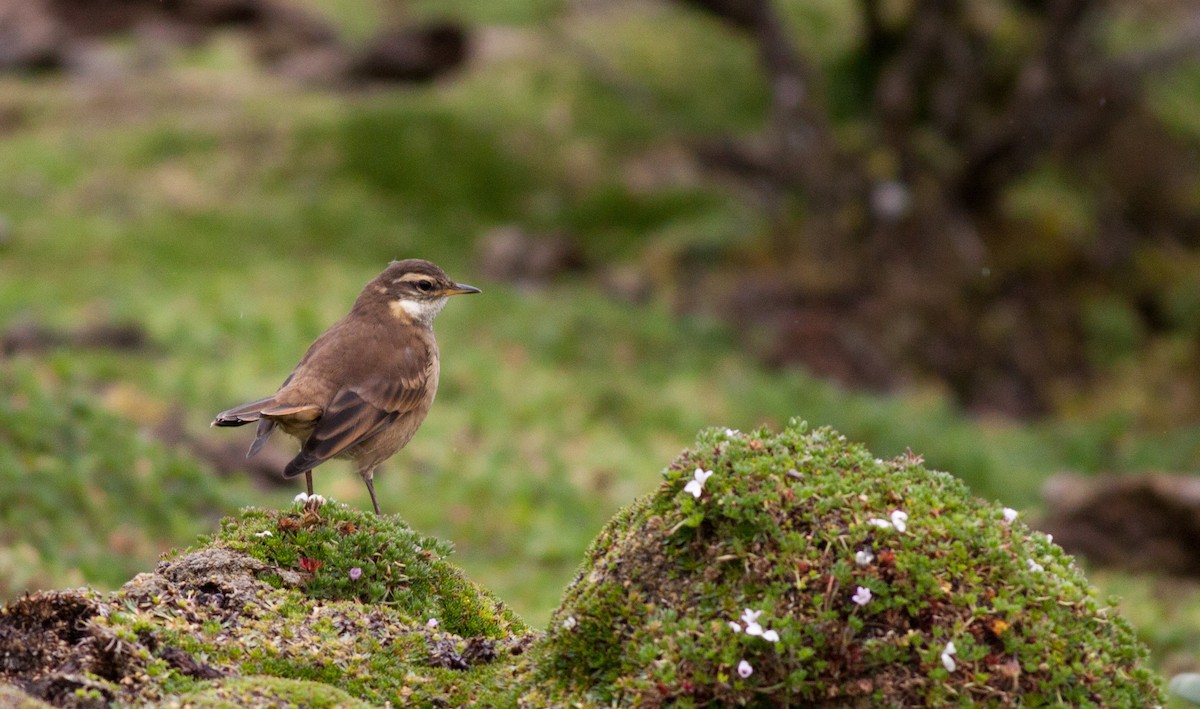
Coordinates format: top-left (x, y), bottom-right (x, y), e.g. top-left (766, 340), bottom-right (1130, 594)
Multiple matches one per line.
top-left (529, 421), bottom-right (1163, 706)
top-left (0, 422), bottom-right (1164, 706)
top-left (196, 499), bottom-right (525, 639)
top-left (0, 500), bottom-right (535, 707)
top-left (167, 676), bottom-right (372, 708)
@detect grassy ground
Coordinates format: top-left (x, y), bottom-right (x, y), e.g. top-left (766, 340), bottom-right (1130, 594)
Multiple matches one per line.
top-left (2, 1), bottom-right (1200, 700)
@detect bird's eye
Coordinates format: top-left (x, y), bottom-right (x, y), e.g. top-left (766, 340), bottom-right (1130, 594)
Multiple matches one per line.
top-left (416, 280), bottom-right (433, 292)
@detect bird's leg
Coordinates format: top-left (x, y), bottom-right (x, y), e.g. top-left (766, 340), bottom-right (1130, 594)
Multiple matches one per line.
top-left (361, 467), bottom-right (382, 515)
top-left (305, 471), bottom-right (313, 496)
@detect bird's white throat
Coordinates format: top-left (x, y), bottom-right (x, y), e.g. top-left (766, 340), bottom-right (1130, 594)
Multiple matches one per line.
top-left (391, 297), bottom-right (447, 325)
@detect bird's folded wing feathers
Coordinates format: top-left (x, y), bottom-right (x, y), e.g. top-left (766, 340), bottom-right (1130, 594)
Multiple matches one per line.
top-left (260, 403), bottom-right (323, 421)
top-left (245, 403), bottom-right (322, 458)
top-left (282, 372), bottom-right (430, 479)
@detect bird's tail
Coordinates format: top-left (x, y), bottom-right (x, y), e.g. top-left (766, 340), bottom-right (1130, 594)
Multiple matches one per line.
top-left (212, 396), bottom-right (281, 459)
top-left (211, 396), bottom-right (278, 427)
top-left (213, 398), bottom-right (324, 459)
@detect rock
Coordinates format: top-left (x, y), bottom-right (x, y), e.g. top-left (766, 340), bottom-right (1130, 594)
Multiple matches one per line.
top-left (348, 21), bottom-right (468, 83)
top-left (0, 0), bottom-right (478, 87)
top-left (475, 226), bottom-right (585, 288)
top-left (1, 320), bottom-right (151, 357)
top-left (597, 264), bottom-right (653, 304)
top-left (0, 0), bottom-right (66, 71)
top-left (1041, 472), bottom-right (1200, 575)
top-left (0, 0), bottom-right (345, 80)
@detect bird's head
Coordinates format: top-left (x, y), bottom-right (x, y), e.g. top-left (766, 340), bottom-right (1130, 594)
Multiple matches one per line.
top-left (361, 259), bottom-right (480, 326)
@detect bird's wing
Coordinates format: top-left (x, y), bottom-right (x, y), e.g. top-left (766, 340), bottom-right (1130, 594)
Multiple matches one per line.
top-left (261, 403), bottom-right (323, 420)
top-left (282, 343), bottom-right (434, 479)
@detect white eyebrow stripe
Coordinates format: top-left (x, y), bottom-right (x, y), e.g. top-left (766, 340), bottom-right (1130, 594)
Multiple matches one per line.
top-left (392, 273), bottom-right (435, 284)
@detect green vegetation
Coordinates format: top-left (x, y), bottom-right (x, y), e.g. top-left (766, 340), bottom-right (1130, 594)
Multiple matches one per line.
top-left (0, 426), bottom-right (1162, 706)
top-left (0, 0), bottom-right (1198, 700)
top-left (530, 422), bottom-right (1161, 705)
top-left (0, 361), bottom-right (244, 596)
top-left (180, 677), bottom-right (373, 709)
top-left (143, 502), bottom-right (531, 706)
top-left (0, 501), bottom-right (532, 707)
top-left (206, 502), bottom-right (524, 639)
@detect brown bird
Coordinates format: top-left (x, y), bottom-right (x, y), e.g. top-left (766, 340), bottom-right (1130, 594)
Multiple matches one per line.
top-left (212, 259), bottom-right (480, 514)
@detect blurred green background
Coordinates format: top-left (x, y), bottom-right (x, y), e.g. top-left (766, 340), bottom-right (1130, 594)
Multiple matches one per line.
top-left (3, 0), bottom-right (1200, 694)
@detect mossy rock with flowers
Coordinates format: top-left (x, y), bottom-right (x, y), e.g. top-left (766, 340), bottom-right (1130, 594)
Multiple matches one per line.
top-left (0, 421), bottom-right (1162, 706)
top-left (527, 421), bottom-right (1162, 706)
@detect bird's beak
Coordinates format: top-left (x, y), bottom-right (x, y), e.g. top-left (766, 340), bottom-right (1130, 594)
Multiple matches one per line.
top-left (443, 282), bottom-right (481, 296)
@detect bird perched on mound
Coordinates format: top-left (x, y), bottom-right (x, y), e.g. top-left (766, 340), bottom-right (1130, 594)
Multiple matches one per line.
top-left (212, 259), bottom-right (480, 514)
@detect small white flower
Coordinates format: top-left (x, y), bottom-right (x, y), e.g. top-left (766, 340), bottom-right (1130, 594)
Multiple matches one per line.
top-left (867, 518), bottom-right (893, 529)
top-left (1003, 507), bottom-right (1018, 523)
top-left (723, 428), bottom-right (741, 437)
top-left (293, 492), bottom-right (309, 504)
top-left (890, 510), bottom-right (908, 532)
top-left (683, 467), bottom-right (714, 498)
top-left (1027, 559), bottom-right (1044, 573)
top-left (562, 615), bottom-right (577, 630)
top-left (851, 586), bottom-right (872, 606)
top-left (253, 530), bottom-right (273, 538)
top-left (941, 640), bottom-right (957, 672)
top-left (426, 618), bottom-right (439, 629)
top-left (734, 609), bottom-right (779, 641)
top-left (741, 610), bottom-right (762, 635)
top-left (1045, 533), bottom-right (1053, 544)
top-left (309, 494), bottom-right (326, 507)
top-left (855, 549), bottom-right (874, 566)
top-left (737, 659), bottom-right (753, 678)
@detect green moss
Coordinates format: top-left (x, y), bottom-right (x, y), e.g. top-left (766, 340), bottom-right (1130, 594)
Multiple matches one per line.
top-left (75, 502), bottom-right (539, 706)
top-left (530, 420), bottom-right (1163, 706)
top-left (0, 684), bottom-right (54, 708)
top-left (177, 675), bottom-right (373, 708)
top-left (203, 501), bottom-right (524, 640)
top-left (0, 424), bottom-right (1163, 707)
